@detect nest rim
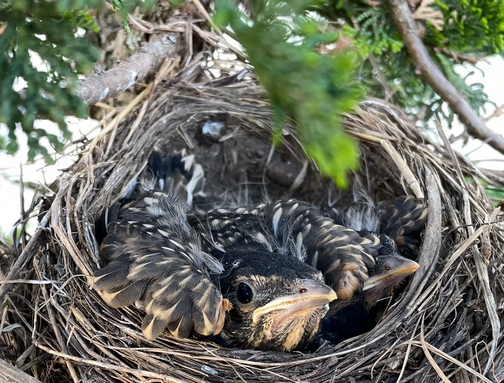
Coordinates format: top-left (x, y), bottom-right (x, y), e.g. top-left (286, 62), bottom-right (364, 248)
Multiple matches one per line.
top-left (1, 81), bottom-right (503, 383)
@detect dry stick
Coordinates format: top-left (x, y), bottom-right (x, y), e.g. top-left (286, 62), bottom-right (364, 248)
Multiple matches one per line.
top-left (406, 341), bottom-right (493, 383)
top-left (191, 25), bottom-right (247, 61)
top-left (436, 123), bottom-right (500, 375)
top-left (38, 274), bottom-right (80, 382)
top-left (0, 359), bottom-right (42, 383)
top-left (76, 35), bottom-right (179, 105)
top-left (481, 208), bottom-right (501, 264)
top-left (484, 103), bottom-right (504, 123)
top-left (0, 279), bottom-right (54, 285)
top-left (83, 74), bottom-right (161, 163)
top-left (387, 0), bottom-right (504, 155)
top-left (404, 167), bottom-right (442, 308)
top-left (18, 164), bottom-right (26, 249)
top-left (107, 333), bottom-right (388, 370)
top-left (347, 129), bottom-right (398, 143)
top-left (68, 307), bottom-right (130, 369)
top-left (420, 313), bottom-right (451, 383)
top-left (50, 182), bottom-right (93, 278)
top-left (396, 317), bottom-right (421, 382)
top-left (34, 343), bottom-right (187, 383)
top-left (191, 0), bottom-right (223, 36)
top-left (286, 160), bottom-right (308, 196)
top-left (416, 225), bottom-right (487, 315)
top-left (0, 212), bottom-right (49, 304)
top-left (380, 139), bottom-right (424, 199)
top-left (370, 165), bottom-right (441, 344)
top-left (123, 58), bottom-right (178, 145)
top-left (468, 217), bottom-right (500, 375)
top-left (370, 337), bottom-right (402, 380)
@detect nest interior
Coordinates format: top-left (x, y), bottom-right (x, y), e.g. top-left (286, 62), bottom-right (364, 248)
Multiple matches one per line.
top-left (1, 82), bottom-right (503, 383)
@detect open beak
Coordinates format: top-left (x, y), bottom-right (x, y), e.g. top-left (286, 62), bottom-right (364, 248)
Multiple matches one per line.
top-left (362, 256), bottom-right (420, 292)
top-left (252, 279), bottom-right (337, 325)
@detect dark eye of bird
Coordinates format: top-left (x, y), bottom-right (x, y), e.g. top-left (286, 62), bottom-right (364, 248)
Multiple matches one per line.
top-left (236, 282), bottom-right (254, 304)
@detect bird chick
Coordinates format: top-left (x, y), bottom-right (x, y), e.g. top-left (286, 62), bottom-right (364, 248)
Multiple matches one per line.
top-left (217, 248), bottom-right (336, 351)
top-left (313, 253), bottom-right (419, 346)
top-left (189, 199), bottom-right (385, 302)
top-left (92, 192), bottom-right (229, 340)
top-left (93, 150), bottom-right (424, 351)
top-left (93, 191), bottom-right (336, 351)
top-left (310, 196), bottom-right (425, 347)
top-left (326, 196), bottom-right (428, 258)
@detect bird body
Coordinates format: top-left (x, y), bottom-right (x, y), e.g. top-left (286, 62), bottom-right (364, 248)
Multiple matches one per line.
top-left (216, 247), bottom-right (335, 351)
top-left (92, 150), bottom-right (425, 351)
top-left (93, 192), bottom-right (229, 340)
top-left (93, 190), bottom-right (338, 351)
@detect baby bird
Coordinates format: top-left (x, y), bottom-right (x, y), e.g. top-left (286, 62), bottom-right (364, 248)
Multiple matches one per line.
top-left (92, 150), bottom-right (424, 351)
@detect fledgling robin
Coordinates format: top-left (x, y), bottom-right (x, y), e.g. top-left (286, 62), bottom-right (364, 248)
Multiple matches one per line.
top-left (309, 195), bottom-right (426, 346)
top-left (92, 150), bottom-right (424, 351)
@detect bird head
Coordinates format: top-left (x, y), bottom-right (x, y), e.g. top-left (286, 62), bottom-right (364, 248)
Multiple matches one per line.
top-left (217, 249), bottom-right (337, 352)
top-left (323, 250), bottom-right (420, 317)
top-left (314, 252), bottom-right (420, 347)
top-left (362, 253), bottom-right (420, 302)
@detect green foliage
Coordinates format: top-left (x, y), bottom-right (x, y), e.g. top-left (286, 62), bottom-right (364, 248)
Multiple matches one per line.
top-left (0, 0), bottom-right (155, 163)
top-left (485, 184), bottom-right (504, 206)
top-left (342, 6), bottom-right (403, 56)
top-left (215, 0), bottom-right (365, 187)
top-left (430, 53), bottom-right (493, 124)
top-left (429, 0), bottom-right (504, 54)
top-left (313, 1), bottom-right (504, 128)
top-left (0, 224), bottom-right (23, 247)
top-left (0, 0), bottom-right (102, 162)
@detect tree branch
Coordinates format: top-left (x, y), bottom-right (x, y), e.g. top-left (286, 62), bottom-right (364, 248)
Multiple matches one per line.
top-left (76, 35), bottom-right (179, 105)
top-left (387, 0), bottom-right (504, 155)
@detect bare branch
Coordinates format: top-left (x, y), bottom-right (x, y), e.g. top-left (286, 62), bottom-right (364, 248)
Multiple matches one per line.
top-left (485, 103), bottom-right (504, 122)
top-left (76, 35), bottom-right (179, 105)
top-left (387, 0), bottom-right (504, 155)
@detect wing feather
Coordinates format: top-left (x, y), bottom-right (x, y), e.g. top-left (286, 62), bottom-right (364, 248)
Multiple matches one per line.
top-left (92, 192), bottom-right (228, 340)
top-left (190, 199), bottom-right (381, 301)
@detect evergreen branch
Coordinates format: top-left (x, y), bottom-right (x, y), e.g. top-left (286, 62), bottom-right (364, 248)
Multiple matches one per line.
top-left (388, 0), bottom-right (504, 155)
top-left (432, 47), bottom-right (481, 65)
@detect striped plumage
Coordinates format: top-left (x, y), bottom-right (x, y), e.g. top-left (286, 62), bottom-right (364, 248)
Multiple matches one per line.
top-left (188, 199), bottom-right (387, 301)
top-left (93, 193), bottom-right (228, 340)
top-left (309, 197), bottom-right (426, 346)
top-left (93, 192), bottom-right (336, 351)
top-left (326, 196), bottom-right (428, 258)
top-left (92, 150), bottom-right (425, 351)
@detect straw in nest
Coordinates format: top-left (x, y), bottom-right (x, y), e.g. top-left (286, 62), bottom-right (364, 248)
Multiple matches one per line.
top-left (0, 80), bottom-right (503, 383)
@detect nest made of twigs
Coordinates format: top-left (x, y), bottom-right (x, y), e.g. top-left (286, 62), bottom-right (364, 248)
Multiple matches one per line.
top-left (1, 80), bottom-right (503, 383)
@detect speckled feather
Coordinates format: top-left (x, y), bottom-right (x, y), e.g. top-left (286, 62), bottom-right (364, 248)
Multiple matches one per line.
top-left (327, 196), bottom-right (428, 258)
top-left (93, 192), bottom-right (336, 350)
top-left (377, 197), bottom-right (428, 257)
top-left (92, 192), bottom-right (228, 340)
top-left (189, 199), bottom-right (383, 301)
top-left (93, 150), bottom-right (424, 350)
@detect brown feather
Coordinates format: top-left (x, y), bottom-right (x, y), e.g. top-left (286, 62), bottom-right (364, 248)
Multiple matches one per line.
top-left (93, 192), bottom-right (227, 340)
top-left (189, 199), bottom-right (381, 302)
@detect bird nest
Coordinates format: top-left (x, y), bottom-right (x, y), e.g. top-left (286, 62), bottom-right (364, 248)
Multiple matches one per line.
top-left (1, 82), bottom-right (504, 383)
